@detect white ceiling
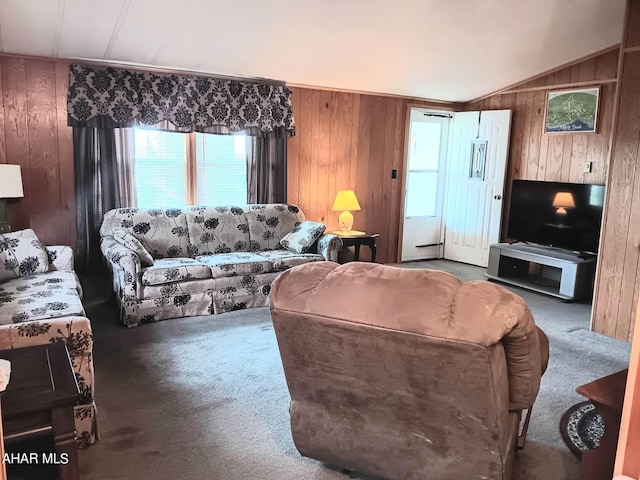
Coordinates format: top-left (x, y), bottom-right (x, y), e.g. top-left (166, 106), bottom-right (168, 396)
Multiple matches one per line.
top-left (0, 0), bottom-right (626, 102)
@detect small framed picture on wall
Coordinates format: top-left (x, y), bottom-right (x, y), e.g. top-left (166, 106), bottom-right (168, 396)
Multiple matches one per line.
top-left (544, 87), bottom-right (600, 134)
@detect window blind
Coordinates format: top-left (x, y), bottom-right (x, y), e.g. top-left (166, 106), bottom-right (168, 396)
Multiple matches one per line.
top-left (195, 134), bottom-right (247, 206)
top-left (134, 129), bottom-right (188, 208)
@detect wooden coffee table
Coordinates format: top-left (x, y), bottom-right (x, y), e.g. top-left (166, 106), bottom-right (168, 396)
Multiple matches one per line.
top-left (576, 369), bottom-right (628, 480)
top-left (0, 343), bottom-right (80, 480)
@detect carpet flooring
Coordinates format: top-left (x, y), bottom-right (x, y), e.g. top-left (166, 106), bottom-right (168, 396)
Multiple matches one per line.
top-left (77, 260), bottom-right (631, 480)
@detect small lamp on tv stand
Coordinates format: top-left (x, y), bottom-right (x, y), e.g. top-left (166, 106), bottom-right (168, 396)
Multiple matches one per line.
top-left (0, 165), bottom-right (24, 234)
top-left (552, 191), bottom-right (575, 227)
top-left (332, 190), bottom-right (362, 234)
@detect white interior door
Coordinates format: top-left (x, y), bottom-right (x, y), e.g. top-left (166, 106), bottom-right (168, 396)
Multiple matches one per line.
top-left (443, 109), bottom-right (511, 267)
top-left (401, 109), bottom-right (450, 261)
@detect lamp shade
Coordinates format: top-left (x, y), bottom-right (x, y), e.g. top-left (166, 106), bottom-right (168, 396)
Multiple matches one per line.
top-left (0, 165), bottom-right (24, 198)
top-left (552, 191), bottom-right (575, 209)
top-left (332, 190), bottom-right (361, 212)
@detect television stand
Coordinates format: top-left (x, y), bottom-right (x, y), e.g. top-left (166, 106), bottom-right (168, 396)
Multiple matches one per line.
top-left (486, 243), bottom-right (597, 301)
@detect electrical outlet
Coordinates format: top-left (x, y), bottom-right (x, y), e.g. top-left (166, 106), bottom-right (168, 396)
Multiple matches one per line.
top-left (583, 162), bottom-right (592, 173)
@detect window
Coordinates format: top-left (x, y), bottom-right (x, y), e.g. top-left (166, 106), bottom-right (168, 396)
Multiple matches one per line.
top-left (133, 128), bottom-right (247, 209)
top-left (405, 121), bottom-right (442, 217)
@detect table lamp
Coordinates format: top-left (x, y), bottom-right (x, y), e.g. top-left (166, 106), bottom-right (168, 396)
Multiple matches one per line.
top-left (332, 190), bottom-right (361, 232)
top-left (552, 191), bottom-right (575, 216)
top-left (0, 165), bottom-right (24, 234)
top-left (552, 191), bottom-right (575, 227)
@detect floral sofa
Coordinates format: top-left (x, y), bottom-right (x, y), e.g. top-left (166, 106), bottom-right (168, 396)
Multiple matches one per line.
top-left (100, 204), bottom-right (342, 328)
top-left (0, 229), bottom-right (97, 448)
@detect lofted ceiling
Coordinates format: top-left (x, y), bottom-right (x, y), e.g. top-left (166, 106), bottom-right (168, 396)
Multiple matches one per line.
top-left (0, 0), bottom-right (626, 102)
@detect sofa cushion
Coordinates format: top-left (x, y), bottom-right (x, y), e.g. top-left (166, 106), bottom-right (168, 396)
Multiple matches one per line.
top-left (256, 250), bottom-right (324, 271)
top-left (0, 270), bottom-right (85, 324)
top-left (245, 204), bottom-right (305, 251)
top-left (185, 206), bottom-right (250, 256)
top-left (113, 229), bottom-right (154, 266)
top-left (101, 208), bottom-right (190, 259)
top-left (197, 253), bottom-right (273, 278)
top-left (0, 229), bottom-right (49, 281)
top-left (141, 258), bottom-right (212, 286)
top-left (280, 220), bottom-right (325, 254)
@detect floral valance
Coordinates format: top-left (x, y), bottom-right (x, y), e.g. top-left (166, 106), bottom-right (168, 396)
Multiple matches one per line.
top-left (67, 63), bottom-right (295, 138)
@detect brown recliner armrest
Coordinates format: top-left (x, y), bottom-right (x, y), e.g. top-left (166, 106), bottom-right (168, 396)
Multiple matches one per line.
top-left (537, 326), bottom-right (550, 375)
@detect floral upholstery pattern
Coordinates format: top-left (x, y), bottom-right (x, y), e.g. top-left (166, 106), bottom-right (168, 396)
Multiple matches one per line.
top-left (100, 207), bottom-right (190, 259)
top-left (318, 234), bottom-right (343, 263)
top-left (245, 204), bottom-right (304, 251)
top-left (141, 258), bottom-right (211, 286)
top-left (0, 242), bottom-right (97, 448)
top-left (280, 220), bottom-right (326, 254)
top-left (0, 229), bottom-right (49, 281)
top-left (101, 204), bottom-right (342, 327)
top-left (256, 251), bottom-right (324, 270)
top-left (113, 229), bottom-right (154, 266)
top-left (46, 246), bottom-right (76, 272)
top-left (185, 206), bottom-right (249, 256)
top-left (0, 271), bottom-right (84, 324)
top-left (0, 316), bottom-right (96, 448)
top-left (197, 253), bottom-right (272, 278)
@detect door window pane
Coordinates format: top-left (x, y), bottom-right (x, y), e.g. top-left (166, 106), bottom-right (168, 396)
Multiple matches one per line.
top-left (134, 129), bottom-right (187, 208)
top-left (409, 122), bottom-right (442, 170)
top-left (406, 172), bottom-right (438, 217)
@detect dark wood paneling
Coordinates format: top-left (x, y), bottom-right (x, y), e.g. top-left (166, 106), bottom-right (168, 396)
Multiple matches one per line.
top-left (25, 60), bottom-right (61, 246)
top-left (591, 0), bottom-right (640, 343)
top-left (1, 57), bottom-right (31, 232)
top-left (626, 0), bottom-right (640, 49)
top-left (55, 62), bottom-right (75, 248)
top-left (593, 51), bottom-right (640, 341)
top-left (287, 88), bottom-right (456, 264)
top-left (0, 55), bottom-right (74, 247)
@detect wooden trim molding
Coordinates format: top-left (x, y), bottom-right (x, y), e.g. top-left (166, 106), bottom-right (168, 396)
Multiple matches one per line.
top-left (0, 51), bottom-right (286, 86)
top-left (500, 78), bottom-right (617, 95)
top-left (614, 301), bottom-right (640, 477)
top-left (287, 83), bottom-right (462, 109)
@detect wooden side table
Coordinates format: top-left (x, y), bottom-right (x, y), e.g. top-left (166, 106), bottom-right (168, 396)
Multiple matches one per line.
top-left (0, 343), bottom-right (80, 480)
top-left (332, 231), bottom-right (379, 262)
top-left (576, 369), bottom-right (628, 480)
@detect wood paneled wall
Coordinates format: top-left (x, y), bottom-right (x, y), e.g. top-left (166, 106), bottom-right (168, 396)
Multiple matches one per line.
top-left (465, 49), bottom-right (618, 188)
top-left (593, 0), bottom-right (640, 342)
top-left (0, 56), bottom-right (75, 247)
top-left (287, 87), bottom-right (458, 264)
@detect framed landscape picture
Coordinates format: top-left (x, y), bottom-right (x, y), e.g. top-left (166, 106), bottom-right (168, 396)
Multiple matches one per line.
top-left (544, 87), bottom-right (600, 134)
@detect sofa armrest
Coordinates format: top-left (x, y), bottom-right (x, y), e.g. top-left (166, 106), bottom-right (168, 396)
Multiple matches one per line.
top-left (0, 315), bottom-right (94, 404)
top-left (316, 233), bottom-right (343, 262)
top-left (0, 315), bottom-right (97, 446)
top-left (100, 237), bottom-right (142, 300)
top-left (46, 245), bottom-right (75, 271)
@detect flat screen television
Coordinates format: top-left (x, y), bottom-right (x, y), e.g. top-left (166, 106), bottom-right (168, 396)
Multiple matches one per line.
top-left (507, 180), bottom-right (606, 254)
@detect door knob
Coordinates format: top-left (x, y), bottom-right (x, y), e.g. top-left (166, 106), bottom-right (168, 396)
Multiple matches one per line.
top-left (494, 194), bottom-right (502, 200)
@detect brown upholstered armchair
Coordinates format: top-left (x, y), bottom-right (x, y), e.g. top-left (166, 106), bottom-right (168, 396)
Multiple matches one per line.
top-left (270, 262), bottom-right (549, 480)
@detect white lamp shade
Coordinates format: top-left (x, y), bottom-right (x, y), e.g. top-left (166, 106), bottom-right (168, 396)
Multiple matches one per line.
top-left (332, 190), bottom-right (361, 212)
top-left (0, 165), bottom-right (24, 198)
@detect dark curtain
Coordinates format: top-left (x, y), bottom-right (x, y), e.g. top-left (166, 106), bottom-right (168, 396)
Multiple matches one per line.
top-left (246, 137), bottom-right (287, 204)
top-left (73, 127), bottom-right (120, 274)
